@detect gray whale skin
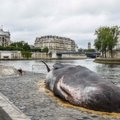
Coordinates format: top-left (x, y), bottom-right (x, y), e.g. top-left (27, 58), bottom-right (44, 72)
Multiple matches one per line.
top-left (43, 61), bottom-right (120, 112)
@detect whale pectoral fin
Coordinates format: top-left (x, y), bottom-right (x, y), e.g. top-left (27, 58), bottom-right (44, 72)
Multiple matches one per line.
top-left (53, 77), bottom-right (68, 100)
top-left (60, 85), bottom-right (75, 104)
top-left (53, 76), bottom-right (74, 104)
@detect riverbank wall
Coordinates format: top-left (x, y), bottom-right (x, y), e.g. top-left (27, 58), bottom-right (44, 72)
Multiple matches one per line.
top-left (94, 58), bottom-right (120, 64)
top-left (0, 56), bottom-right (87, 60)
top-left (0, 92), bottom-right (30, 120)
top-left (0, 51), bottom-right (87, 60)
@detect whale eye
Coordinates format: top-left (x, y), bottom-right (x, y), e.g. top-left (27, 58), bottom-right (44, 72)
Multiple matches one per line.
top-left (53, 63), bottom-right (64, 70)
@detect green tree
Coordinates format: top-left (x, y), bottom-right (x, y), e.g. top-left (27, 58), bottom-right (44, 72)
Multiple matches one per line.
top-left (10, 41), bottom-right (32, 59)
top-left (22, 43), bottom-right (31, 51)
top-left (21, 51), bottom-right (32, 59)
top-left (94, 26), bottom-right (120, 58)
top-left (42, 47), bottom-right (49, 53)
top-left (10, 41), bottom-right (31, 50)
top-left (107, 26), bottom-right (120, 58)
top-left (94, 39), bottom-right (101, 51)
top-left (0, 45), bottom-right (22, 51)
top-left (10, 41), bottom-right (24, 49)
top-left (95, 27), bottom-right (110, 57)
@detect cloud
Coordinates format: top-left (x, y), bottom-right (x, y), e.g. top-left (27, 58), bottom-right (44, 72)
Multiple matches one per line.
top-left (0, 0), bottom-right (120, 48)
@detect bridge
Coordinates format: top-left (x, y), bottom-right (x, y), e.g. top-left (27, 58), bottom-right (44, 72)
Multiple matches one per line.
top-left (85, 52), bottom-right (101, 58)
top-left (50, 51), bottom-right (87, 59)
top-left (50, 51), bottom-right (101, 59)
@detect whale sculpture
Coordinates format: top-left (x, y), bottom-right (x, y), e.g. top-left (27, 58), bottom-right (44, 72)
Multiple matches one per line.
top-left (42, 61), bottom-right (120, 112)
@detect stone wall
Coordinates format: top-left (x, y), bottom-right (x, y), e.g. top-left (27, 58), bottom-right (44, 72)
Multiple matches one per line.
top-left (105, 50), bottom-right (120, 58)
top-left (61, 53), bottom-right (87, 59)
top-left (0, 51), bottom-right (21, 59)
top-left (0, 51), bottom-right (86, 59)
top-left (32, 52), bottom-right (50, 59)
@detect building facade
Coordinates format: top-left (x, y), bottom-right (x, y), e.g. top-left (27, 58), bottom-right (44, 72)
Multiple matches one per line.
top-left (34, 35), bottom-right (76, 52)
top-left (88, 42), bottom-right (91, 49)
top-left (0, 51), bottom-right (21, 59)
top-left (0, 28), bottom-right (11, 47)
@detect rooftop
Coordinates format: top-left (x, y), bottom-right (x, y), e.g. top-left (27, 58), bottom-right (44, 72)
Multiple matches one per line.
top-left (0, 28), bottom-right (10, 36)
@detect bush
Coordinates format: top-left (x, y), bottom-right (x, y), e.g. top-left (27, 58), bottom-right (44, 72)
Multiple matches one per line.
top-left (21, 51), bottom-right (32, 59)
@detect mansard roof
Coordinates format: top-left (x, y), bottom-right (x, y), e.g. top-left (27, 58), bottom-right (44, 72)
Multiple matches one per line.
top-left (35, 35), bottom-right (75, 43)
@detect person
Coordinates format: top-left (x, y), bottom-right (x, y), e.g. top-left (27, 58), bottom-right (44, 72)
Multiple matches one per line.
top-left (17, 68), bottom-right (23, 75)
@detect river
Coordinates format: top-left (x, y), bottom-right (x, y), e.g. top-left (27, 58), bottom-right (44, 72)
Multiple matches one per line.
top-left (0, 59), bottom-right (120, 85)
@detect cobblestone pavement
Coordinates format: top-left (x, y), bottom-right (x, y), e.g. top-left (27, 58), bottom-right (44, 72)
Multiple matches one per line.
top-left (0, 72), bottom-right (120, 120)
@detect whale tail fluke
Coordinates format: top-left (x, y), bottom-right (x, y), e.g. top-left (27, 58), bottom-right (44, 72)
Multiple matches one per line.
top-left (41, 60), bottom-right (50, 72)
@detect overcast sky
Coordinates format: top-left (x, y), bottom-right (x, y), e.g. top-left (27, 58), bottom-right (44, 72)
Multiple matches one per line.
top-left (0, 0), bottom-right (120, 48)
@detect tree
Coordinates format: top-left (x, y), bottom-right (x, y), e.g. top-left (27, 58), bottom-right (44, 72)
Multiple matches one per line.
top-left (107, 26), bottom-right (120, 58)
top-left (10, 41), bottom-right (30, 51)
top-left (95, 27), bottom-right (110, 57)
top-left (94, 39), bottom-right (101, 51)
top-left (42, 47), bottom-right (49, 53)
top-left (10, 41), bottom-right (24, 49)
top-left (21, 51), bottom-right (32, 59)
top-left (10, 41), bottom-right (32, 59)
top-left (22, 43), bottom-right (31, 51)
top-left (94, 26), bottom-right (120, 58)
top-left (0, 45), bottom-right (22, 51)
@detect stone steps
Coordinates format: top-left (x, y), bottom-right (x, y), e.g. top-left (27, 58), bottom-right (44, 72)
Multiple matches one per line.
top-left (0, 92), bottom-right (30, 120)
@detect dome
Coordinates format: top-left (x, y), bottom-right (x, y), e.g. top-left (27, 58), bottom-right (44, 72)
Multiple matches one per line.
top-left (0, 29), bottom-right (10, 36)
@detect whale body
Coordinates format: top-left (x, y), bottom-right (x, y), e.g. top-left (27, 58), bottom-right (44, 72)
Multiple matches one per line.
top-left (42, 61), bottom-right (120, 112)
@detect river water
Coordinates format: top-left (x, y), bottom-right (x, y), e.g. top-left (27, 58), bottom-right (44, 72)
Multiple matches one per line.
top-left (0, 59), bottom-right (120, 85)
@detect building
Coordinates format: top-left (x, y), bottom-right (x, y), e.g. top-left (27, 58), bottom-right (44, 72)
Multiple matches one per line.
top-left (0, 51), bottom-right (21, 59)
top-left (88, 42), bottom-right (91, 49)
top-left (34, 35), bottom-right (76, 52)
top-left (0, 28), bottom-right (11, 47)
